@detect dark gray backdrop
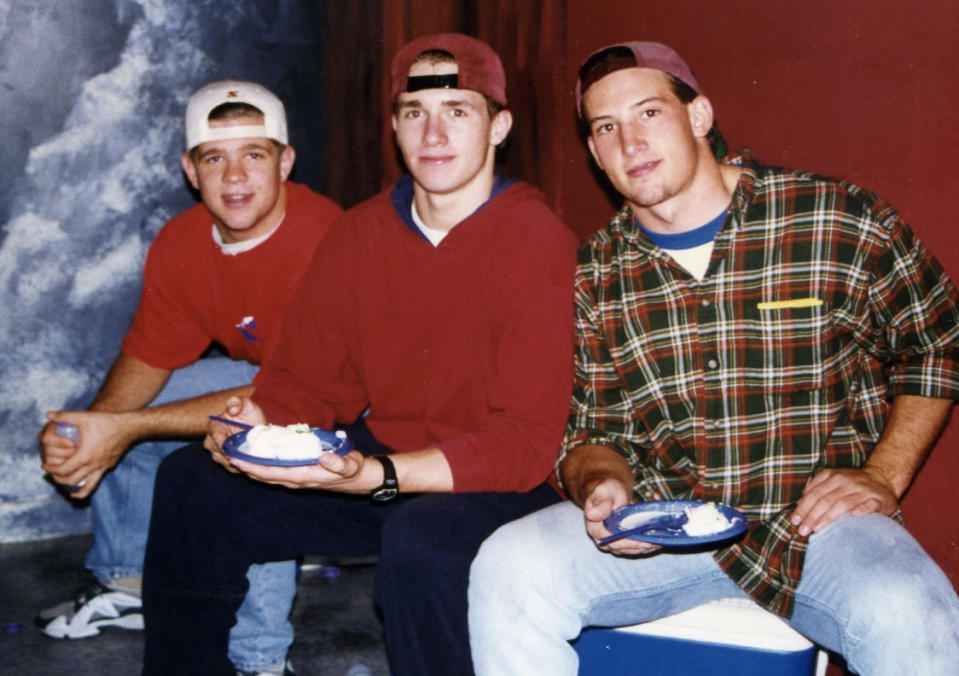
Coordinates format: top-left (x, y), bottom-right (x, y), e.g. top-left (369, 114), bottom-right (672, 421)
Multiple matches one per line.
top-left (0, 0), bottom-right (328, 542)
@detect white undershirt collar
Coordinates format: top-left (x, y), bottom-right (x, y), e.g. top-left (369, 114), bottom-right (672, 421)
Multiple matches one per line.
top-left (411, 200), bottom-right (449, 246)
top-left (212, 212), bottom-right (286, 255)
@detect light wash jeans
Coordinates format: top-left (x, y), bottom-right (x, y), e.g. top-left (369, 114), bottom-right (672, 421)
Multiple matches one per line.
top-left (84, 356), bottom-right (297, 672)
top-left (469, 500), bottom-right (959, 676)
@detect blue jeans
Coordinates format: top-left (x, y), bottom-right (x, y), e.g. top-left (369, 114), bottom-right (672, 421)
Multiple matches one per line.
top-left (84, 356), bottom-right (296, 671)
top-left (469, 500), bottom-right (959, 676)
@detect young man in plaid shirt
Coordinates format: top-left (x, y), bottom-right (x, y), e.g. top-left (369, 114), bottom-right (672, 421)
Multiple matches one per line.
top-left (469, 41), bottom-right (959, 675)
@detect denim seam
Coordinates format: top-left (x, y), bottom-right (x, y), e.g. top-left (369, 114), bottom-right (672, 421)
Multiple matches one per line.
top-left (93, 567), bottom-right (144, 583)
top-left (792, 589), bottom-right (856, 656)
top-left (579, 568), bottom-right (733, 622)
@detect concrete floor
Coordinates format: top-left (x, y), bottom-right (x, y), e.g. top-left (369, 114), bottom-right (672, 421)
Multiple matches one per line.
top-left (0, 534), bottom-right (389, 676)
top-left (0, 533), bottom-right (853, 676)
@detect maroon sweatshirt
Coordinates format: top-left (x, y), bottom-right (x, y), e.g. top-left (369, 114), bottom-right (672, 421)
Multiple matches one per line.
top-left (254, 179), bottom-right (578, 493)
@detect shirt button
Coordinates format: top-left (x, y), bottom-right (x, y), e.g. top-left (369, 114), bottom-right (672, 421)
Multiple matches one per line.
top-left (707, 358), bottom-right (719, 369)
top-left (701, 298), bottom-right (712, 308)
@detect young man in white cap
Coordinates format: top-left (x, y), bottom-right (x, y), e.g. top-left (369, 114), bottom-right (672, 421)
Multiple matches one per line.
top-left (38, 80), bottom-right (342, 676)
top-left (467, 41), bottom-right (959, 675)
top-left (140, 33), bottom-right (578, 676)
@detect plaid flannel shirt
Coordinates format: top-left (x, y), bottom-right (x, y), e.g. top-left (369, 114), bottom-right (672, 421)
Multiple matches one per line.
top-left (561, 152), bottom-right (959, 616)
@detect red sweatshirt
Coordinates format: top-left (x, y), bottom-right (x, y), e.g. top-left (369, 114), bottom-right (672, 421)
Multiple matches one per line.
top-left (122, 182), bottom-right (342, 368)
top-left (253, 179), bottom-right (578, 493)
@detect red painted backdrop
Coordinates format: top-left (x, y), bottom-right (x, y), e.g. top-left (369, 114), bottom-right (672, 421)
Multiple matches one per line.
top-left (373, 0), bottom-right (959, 608)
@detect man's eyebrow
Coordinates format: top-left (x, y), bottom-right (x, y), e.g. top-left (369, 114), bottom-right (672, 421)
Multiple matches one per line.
top-left (586, 112), bottom-right (613, 126)
top-left (587, 95), bottom-right (668, 125)
top-left (197, 141), bottom-right (272, 159)
top-left (396, 96), bottom-right (477, 110)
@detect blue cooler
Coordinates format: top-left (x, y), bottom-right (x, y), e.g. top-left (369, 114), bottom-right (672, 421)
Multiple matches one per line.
top-left (573, 597), bottom-right (826, 676)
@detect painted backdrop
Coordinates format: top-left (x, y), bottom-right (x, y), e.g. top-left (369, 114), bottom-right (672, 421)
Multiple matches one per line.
top-left (0, 0), bottom-right (327, 542)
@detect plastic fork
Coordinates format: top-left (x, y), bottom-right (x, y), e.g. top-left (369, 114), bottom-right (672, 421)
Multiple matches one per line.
top-left (598, 512), bottom-right (689, 545)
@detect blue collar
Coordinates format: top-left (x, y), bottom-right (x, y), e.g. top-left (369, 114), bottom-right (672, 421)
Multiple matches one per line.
top-left (634, 207), bottom-right (728, 250)
top-left (390, 175), bottom-right (516, 242)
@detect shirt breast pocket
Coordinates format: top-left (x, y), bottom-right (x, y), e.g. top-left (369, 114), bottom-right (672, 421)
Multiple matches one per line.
top-left (741, 299), bottom-right (832, 393)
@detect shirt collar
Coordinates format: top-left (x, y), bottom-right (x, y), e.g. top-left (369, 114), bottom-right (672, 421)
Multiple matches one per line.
top-left (212, 213), bottom-right (285, 255)
top-left (633, 208), bottom-right (728, 250)
top-left (612, 150), bottom-right (760, 251)
top-left (389, 174), bottom-right (516, 243)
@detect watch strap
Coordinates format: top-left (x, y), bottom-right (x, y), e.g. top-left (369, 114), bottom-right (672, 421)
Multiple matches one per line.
top-left (370, 455), bottom-right (399, 502)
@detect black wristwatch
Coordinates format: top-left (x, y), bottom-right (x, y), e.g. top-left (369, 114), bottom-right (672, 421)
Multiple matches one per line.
top-left (370, 455), bottom-right (399, 502)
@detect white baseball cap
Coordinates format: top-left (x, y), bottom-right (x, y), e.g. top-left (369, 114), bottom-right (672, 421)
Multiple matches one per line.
top-left (184, 80), bottom-right (288, 150)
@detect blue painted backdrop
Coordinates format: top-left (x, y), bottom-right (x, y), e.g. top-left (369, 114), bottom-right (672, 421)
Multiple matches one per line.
top-left (0, 0), bottom-right (327, 542)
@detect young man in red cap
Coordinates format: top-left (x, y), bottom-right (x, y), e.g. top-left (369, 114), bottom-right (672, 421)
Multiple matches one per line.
top-left (141, 34), bottom-right (578, 675)
top-left (36, 80), bottom-right (342, 674)
top-left (468, 41), bottom-right (959, 675)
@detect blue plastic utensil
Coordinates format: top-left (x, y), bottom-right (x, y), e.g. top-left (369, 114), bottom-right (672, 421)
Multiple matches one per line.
top-left (208, 415), bottom-right (253, 430)
top-left (598, 512), bottom-right (689, 545)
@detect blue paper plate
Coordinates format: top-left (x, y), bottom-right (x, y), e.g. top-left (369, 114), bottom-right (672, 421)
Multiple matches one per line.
top-left (223, 428), bottom-right (353, 466)
top-left (603, 500), bottom-right (747, 547)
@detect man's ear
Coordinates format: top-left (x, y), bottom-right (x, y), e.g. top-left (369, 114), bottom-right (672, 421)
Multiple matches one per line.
top-left (181, 153), bottom-right (200, 190)
top-left (687, 95), bottom-right (715, 140)
top-left (489, 109), bottom-right (513, 146)
top-left (279, 145), bottom-right (296, 182)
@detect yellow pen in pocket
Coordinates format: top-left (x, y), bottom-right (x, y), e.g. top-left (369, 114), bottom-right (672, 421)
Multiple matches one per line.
top-left (757, 298), bottom-right (824, 310)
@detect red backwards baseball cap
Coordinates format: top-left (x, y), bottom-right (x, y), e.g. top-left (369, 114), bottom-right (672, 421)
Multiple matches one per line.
top-left (575, 41), bottom-right (701, 118)
top-left (390, 33), bottom-right (507, 106)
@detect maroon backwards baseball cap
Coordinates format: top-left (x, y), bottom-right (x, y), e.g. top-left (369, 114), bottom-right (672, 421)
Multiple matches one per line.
top-left (575, 41), bottom-right (702, 118)
top-left (575, 40), bottom-right (728, 159)
top-left (390, 33), bottom-right (507, 106)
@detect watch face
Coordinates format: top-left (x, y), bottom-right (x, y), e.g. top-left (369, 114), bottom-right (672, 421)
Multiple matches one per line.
top-left (372, 486), bottom-right (399, 502)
